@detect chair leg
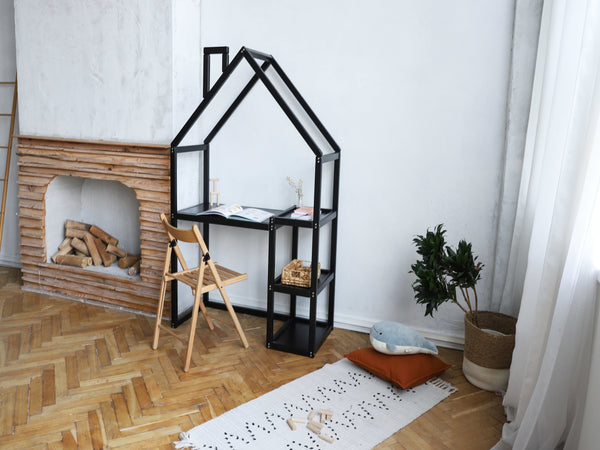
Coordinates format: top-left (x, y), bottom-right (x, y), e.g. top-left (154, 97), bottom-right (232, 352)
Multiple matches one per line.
top-left (184, 287), bottom-right (203, 372)
top-left (192, 289), bottom-right (214, 330)
top-left (152, 276), bottom-right (169, 350)
top-left (218, 286), bottom-right (249, 348)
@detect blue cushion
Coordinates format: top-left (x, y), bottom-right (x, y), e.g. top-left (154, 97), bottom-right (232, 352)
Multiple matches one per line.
top-left (370, 321), bottom-right (438, 355)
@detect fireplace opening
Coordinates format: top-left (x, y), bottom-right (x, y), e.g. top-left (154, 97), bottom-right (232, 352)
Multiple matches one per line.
top-left (45, 176), bottom-right (142, 278)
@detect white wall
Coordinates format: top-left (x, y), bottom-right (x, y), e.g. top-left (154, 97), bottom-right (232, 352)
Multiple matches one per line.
top-left (0, 0), bottom-right (20, 267)
top-left (196, 0), bottom-right (515, 341)
top-left (11, 0), bottom-right (516, 343)
top-left (578, 280), bottom-right (600, 448)
top-left (14, 0), bottom-right (174, 143)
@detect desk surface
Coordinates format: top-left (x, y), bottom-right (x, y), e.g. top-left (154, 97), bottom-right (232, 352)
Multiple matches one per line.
top-left (175, 203), bottom-right (336, 230)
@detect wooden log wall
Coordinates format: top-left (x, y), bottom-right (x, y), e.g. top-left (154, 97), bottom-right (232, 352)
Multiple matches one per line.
top-left (17, 136), bottom-right (171, 316)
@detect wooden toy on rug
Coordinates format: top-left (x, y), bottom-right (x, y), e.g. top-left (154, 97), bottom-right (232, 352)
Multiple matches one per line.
top-left (320, 433), bottom-right (334, 443)
top-left (286, 408), bottom-right (335, 444)
top-left (319, 409), bottom-right (333, 422)
top-left (307, 421), bottom-right (323, 434)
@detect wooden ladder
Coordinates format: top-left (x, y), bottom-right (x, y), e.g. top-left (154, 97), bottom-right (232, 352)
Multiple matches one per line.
top-left (0, 76), bottom-right (17, 252)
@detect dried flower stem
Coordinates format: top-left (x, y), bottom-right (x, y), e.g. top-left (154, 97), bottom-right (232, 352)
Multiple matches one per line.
top-left (286, 176), bottom-right (303, 205)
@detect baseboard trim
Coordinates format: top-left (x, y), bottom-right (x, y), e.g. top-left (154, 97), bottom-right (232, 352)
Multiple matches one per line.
top-left (334, 312), bottom-right (464, 350)
top-left (0, 256), bottom-right (21, 268)
top-left (17, 278), bottom-right (466, 350)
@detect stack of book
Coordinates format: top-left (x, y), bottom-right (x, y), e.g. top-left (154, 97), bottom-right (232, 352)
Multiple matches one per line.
top-left (291, 206), bottom-right (314, 220)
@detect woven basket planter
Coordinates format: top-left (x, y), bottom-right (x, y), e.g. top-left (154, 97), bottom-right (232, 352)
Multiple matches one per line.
top-left (463, 311), bottom-right (517, 391)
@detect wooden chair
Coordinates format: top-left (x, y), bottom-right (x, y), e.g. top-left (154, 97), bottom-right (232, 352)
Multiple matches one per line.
top-left (152, 213), bottom-right (249, 371)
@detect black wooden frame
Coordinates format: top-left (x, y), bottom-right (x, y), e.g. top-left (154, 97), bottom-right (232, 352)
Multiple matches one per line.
top-left (169, 46), bottom-right (341, 357)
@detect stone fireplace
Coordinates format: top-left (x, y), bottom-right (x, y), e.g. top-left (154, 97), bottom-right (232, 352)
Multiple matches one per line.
top-left (17, 136), bottom-right (171, 316)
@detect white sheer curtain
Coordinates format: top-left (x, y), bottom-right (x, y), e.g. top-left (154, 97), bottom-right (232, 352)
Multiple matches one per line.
top-left (493, 0), bottom-right (600, 448)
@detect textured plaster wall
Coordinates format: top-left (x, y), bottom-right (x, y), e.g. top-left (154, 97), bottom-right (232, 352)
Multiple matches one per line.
top-left (14, 0), bottom-right (173, 143)
top-left (0, 0), bottom-right (20, 266)
top-left (197, 0), bottom-right (516, 342)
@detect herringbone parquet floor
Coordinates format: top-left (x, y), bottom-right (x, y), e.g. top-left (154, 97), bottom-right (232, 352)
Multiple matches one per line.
top-left (0, 267), bottom-right (505, 449)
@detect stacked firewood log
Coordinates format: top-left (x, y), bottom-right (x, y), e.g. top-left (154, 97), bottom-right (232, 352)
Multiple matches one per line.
top-left (51, 219), bottom-right (141, 276)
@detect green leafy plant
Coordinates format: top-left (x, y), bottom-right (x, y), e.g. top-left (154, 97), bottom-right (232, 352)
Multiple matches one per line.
top-left (410, 224), bottom-right (483, 324)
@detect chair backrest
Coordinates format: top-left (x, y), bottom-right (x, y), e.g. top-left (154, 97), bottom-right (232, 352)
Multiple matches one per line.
top-left (160, 213), bottom-right (198, 243)
top-left (159, 213), bottom-right (211, 271)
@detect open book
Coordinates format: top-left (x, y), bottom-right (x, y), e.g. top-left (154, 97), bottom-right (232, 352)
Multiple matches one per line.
top-left (198, 204), bottom-right (274, 223)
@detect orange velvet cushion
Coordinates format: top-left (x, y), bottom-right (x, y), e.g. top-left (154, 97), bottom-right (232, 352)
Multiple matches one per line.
top-left (345, 347), bottom-right (451, 389)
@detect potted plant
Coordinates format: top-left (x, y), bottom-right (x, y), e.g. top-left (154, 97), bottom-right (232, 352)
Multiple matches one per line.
top-left (410, 224), bottom-right (516, 392)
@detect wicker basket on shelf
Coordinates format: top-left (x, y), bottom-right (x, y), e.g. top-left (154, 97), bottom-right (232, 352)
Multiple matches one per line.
top-left (281, 259), bottom-right (321, 287)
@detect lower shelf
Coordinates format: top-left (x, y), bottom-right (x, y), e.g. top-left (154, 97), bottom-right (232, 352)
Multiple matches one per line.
top-left (271, 269), bottom-right (334, 297)
top-left (267, 317), bottom-right (333, 358)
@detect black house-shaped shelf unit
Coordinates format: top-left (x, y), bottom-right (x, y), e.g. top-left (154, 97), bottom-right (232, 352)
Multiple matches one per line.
top-left (170, 46), bottom-right (341, 357)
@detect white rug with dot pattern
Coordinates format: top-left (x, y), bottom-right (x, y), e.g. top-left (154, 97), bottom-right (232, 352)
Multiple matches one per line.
top-left (175, 358), bottom-right (456, 449)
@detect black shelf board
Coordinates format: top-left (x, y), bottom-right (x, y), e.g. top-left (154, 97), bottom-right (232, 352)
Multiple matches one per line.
top-left (271, 269), bottom-right (334, 297)
top-left (273, 209), bottom-right (336, 228)
top-left (175, 203), bottom-right (287, 231)
top-left (268, 318), bottom-right (332, 357)
top-left (203, 299), bottom-right (289, 321)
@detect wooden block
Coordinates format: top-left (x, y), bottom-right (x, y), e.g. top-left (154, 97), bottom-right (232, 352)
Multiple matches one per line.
top-left (90, 224), bottom-right (118, 246)
top-left (95, 237), bottom-right (116, 267)
top-left (320, 409), bottom-right (333, 422)
top-left (70, 237), bottom-right (90, 256)
top-left (307, 421), bottom-right (323, 434)
top-left (65, 227), bottom-right (88, 240)
top-left (58, 237), bottom-right (72, 250)
top-left (106, 243), bottom-right (127, 258)
top-left (65, 219), bottom-right (90, 231)
top-left (51, 245), bottom-right (73, 263)
top-left (319, 433), bottom-right (334, 443)
top-left (83, 233), bottom-right (102, 266)
top-left (55, 255), bottom-right (92, 268)
top-left (287, 418), bottom-right (296, 430)
top-left (119, 254), bottom-right (140, 269)
top-left (128, 260), bottom-right (140, 276)
top-left (308, 410), bottom-right (317, 421)
top-left (107, 253), bottom-right (118, 267)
